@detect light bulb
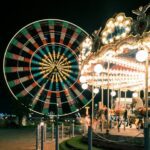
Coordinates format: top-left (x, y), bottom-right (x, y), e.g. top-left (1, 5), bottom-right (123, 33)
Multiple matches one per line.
top-left (81, 83), bottom-right (88, 89)
top-left (93, 88), bottom-right (99, 94)
top-left (136, 50), bottom-right (148, 62)
top-left (94, 64), bottom-right (103, 73)
top-left (79, 76), bottom-right (86, 83)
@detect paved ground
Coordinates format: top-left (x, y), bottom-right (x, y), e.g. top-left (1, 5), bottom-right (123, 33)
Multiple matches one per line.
top-left (0, 126), bottom-right (144, 150)
top-left (0, 128), bottom-right (36, 150)
top-left (0, 128), bottom-right (69, 150)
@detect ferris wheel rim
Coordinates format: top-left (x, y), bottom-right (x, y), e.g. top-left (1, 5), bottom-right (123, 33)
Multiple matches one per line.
top-left (3, 18), bottom-right (91, 116)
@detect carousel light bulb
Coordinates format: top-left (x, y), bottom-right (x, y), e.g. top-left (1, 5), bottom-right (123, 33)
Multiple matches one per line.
top-left (93, 88), bottom-right (99, 94)
top-left (132, 92), bottom-right (138, 98)
top-left (106, 20), bottom-right (114, 27)
top-left (125, 26), bottom-right (130, 32)
top-left (116, 15), bottom-right (124, 22)
top-left (136, 50), bottom-right (148, 62)
top-left (124, 19), bottom-right (131, 25)
top-left (102, 31), bottom-right (107, 36)
top-left (94, 64), bottom-right (103, 73)
top-left (82, 37), bottom-right (92, 48)
top-left (81, 83), bottom-right (88, 89)
top-left (79, 76), bottom-right (86, 83)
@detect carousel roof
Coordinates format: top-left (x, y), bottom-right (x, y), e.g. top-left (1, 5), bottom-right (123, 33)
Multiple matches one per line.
top-left (79, 5), bottom-right (150, 91)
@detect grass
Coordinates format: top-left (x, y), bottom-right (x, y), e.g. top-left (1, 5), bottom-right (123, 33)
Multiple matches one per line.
top-left (59, 136), bottom-right (101, 150)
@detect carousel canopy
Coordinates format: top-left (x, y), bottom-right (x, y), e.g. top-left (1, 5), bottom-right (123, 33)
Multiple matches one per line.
top-left (79, 3), bottom-right (150, 92)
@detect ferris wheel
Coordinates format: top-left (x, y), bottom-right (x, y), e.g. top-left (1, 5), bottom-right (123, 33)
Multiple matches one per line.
top-left (3, 19), bottom-right (92, 116)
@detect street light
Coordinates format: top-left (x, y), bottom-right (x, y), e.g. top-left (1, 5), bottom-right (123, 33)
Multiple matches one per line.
top-left (136, 48), bottom-right (150, 150)
top-left (81, 64), bottom-right (103, 150)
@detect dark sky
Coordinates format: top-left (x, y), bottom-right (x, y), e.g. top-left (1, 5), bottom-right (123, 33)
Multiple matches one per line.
top-left (0, 0), bottom-right (149, 113)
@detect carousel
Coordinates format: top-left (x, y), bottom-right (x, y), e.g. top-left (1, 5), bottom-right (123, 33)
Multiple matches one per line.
top-left (79, 3), bottom-right (150, 130)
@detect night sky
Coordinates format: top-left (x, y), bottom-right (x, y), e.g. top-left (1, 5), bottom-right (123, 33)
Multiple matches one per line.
top-left (0, 0), bottom-right (149, 113)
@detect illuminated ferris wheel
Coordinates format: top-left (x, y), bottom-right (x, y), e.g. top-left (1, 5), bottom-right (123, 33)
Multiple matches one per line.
top-left (3, 19), bottom-right (92, 116)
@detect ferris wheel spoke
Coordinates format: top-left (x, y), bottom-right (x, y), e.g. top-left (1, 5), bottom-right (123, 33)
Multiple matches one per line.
top-left (38, 48), bottom-right (50, 63)
top-left (42, 91), bottom-right (51, 114)
top-left (8, 74), bottom-right (32, 87)
top-left (60, 70), bottom-right (76, 82)
top-left (31, 83), bottom-right (47, 109)
top-left (4, 19), bottom-right (90, 116)
top-left (49, 74), bottom-right (55, 90)
top-left (48, 20), bottom-right (55, 43)
top-left (64, 90), bottom-right (77, 112)
top-left (6, 52), bottom-right (30, 63)
top-left (11, 38), bottom-right (34, 55)
top-left (56, 47), bottom-right (61, 60)
top-left (59, 22), bottom-right (68, 44)
top-left (57, 73), bottom-right (68, 90)
top-left (55, 73), bottom-right (59, 91)
top-left (21, 28), bottom-right (40, 49)
top-left (67, 28), bottom-right (81, 48)
top-left (5, 67), bottom-right (30, 73)
top-left (56, 93), bottom-right (63, 115)
top-left (71, 84), bottom-right (88, 105)
top-left (16, 82), bottom-right (37, 97)
top-left (33, 22), bottom-right (47, 45)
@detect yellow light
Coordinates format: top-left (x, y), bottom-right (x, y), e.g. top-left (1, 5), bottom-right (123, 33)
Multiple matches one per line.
top-left (124, 19), bottom-right (131, 25)
top-left (116, 15), bottom-right (124, 22)
top-left (106, 20), bottom-right (114, 27)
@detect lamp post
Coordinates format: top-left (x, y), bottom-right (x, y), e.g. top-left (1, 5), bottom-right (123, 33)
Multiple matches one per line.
top-left (136, 48), bottom-right (150, 150)
top-left (80, 64), bottom-right (102, 150)
top-left (40, 121), bottom-right (44, 150)
top-left (136, 49), bottom-right (149, 121)
top-left (55, 103), bottom-right (59, 150)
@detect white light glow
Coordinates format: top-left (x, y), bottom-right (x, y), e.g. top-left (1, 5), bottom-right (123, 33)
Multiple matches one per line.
top-left (79, 76), bottom-right (86, 83)
top-left (136, 50), bottom-right (148, 62)
top-left (82, 83), bottom-right (88, 89)
top-left (111, 91), bottom-right (116, 96)
top-left (116, 15), bottom-right (124, 22)
top-left (40, 122), bottom-right (44, 126)
top-left (82, 37), bottom-right (92, 49)
top-left (132, 92), bottom-right (138, 98)
top-left (93, 88), bottom-right (99, 94)
top-left (94, 64), bottom-right (103, 73)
